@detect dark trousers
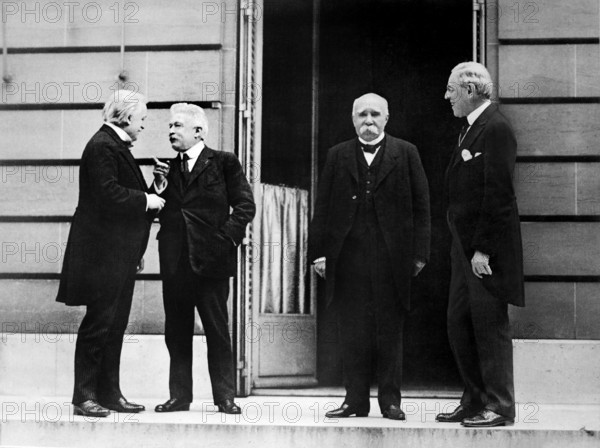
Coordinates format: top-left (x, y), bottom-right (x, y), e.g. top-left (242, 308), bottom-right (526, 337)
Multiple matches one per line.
top-left (335, 236), bottom-right (405, 413)
top-left (448, 241), bottom-right (515, 418)
top-left (162, 255), bottom-right (234, 404)
top-left (72, 274), bottom-right (136, 404)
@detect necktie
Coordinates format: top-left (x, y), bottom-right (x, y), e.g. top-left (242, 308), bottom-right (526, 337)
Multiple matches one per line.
top-left (180, 153), bottom-right (190, 184)
top-left (458, 123), bottom-right (470, 146)
top-left (362, 144), bottom-right (379, 154)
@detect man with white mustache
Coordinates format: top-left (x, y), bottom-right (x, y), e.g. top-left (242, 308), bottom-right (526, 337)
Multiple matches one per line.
top-left (309, 93), bottom-right (430, 420)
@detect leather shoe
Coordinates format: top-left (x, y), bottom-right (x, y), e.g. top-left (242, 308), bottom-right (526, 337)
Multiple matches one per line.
top-left (155, 398), bottom-right (191, 413)
top-left (73, 400), bottom-right (110, 418)
top-left (325, 403), bottom-right (369, 418)
top-left (436, 405), bottom-right (480, 423)
top-left (102, 397), bottom-right (145, 413)
top-left (461, 409), bottom-right (514, 427)
top-left (382, 404), bottom-right (405, 421)
top-left (217, 399), bottom-right (241, 414)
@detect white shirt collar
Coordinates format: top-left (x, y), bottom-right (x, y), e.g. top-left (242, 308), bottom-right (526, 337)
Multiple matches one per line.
top-left (104, 121), bottom-right (132, 144)
top-left (358, 132), bottom-right (385, 146)
top-left (181, 140), bottom-right (205, 160)
top-left (467, 100), bottom-right (492, 126)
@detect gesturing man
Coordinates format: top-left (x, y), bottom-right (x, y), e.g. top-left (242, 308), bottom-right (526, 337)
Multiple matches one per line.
top-left (436, 62), bottom-right (525, 427)
top-left (309, 93), bottom-right (430, 420)
top-left (153, 103), bottom-right (255, 415)
top-left (57, 90), bottom-right (165, 417)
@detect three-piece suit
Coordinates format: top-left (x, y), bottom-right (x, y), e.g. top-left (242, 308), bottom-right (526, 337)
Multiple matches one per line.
top-left (310, 134), bottom-right (430, 412)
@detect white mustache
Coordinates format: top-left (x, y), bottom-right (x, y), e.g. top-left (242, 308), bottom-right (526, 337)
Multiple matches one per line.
top-left (361, 125), bottom-right (379, 133)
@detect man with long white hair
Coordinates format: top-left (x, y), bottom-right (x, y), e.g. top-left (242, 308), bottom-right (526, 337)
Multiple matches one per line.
top-left (57, 90), bottom-right (165, 417)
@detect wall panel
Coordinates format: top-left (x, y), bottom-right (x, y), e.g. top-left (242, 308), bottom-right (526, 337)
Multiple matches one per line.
top-left (500, 104), bottom-right (600, 156)
top-left (0, 279), bottom-right (182, 335)
top-left (514, 163), bottom-right (576, 215)
top-left (510, 282), bottom-right (575, 339)
top-left (0, 223), bottom-right (68, 273)
top-left (0, 222), bottom-right (161, 274)
top-left (0, 51), bottom-right (221, 105)
top-left (2, 165), bottom-right (79, 216)
top-left (2, 0), bottom-right (226, 48)
top-left (499, 45), bottom-right (600, 98)
top-left (577, 164), bottom-right (600, 215)
top-left (576, 283), bottom-right (600, 339)
top-left (498, 0), bottom-right (599, 39)
top-left (521, 223), bottom-right (600, 276)
top-left (499, 45), bottom-right (574, 97)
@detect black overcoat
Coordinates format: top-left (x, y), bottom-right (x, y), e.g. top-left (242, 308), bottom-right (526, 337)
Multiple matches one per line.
top-left (56, 125), bottom-right (152, 306)
top-left (155, 147), bottom-right (256, 279)
top-left (309, 134), bottom-right (431, 310)
top-left (445, 103), bottom-right (525, 306)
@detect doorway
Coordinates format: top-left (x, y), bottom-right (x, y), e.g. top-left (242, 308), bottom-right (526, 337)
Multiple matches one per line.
top-left (256, 0), bottom-right (472, 392)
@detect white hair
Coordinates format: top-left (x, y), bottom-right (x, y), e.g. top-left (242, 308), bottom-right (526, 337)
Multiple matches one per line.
top-left (102, 89), bottom-right (146, 126)
top-left (352, 93), bottom-right (389, 116)
top-left (451, 62), bottom-right (493, 99)
top-left (170, 103), bottom-right (209, 137)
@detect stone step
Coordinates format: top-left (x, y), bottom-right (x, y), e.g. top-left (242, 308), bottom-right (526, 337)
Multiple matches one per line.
top-left (0, 397), bottom-right (598, 448)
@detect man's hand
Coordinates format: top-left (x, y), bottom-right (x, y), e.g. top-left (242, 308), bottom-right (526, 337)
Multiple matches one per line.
top-left (136, 258), bottom-right (145, 274)
top-left (313, 259), bottom-right (326, 279)
top-left (147, 194), bottom-right (166, 211)
top-left (153, 157), bottom-right (170, 189)
top-left (471, 250), bottom-right (492, 278)
top-left (413, 259), bottom-right (426, 277)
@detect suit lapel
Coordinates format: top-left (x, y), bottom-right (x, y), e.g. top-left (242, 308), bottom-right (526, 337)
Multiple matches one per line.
top-left (344, 141), bottom-right (359, 183)
top-left (119, 147), bottom-right (147, 190)
top-left (374, 136), bottom-right (399, 191)
top-left (101, 125), bottom-right (147, 190)
top-left (449, 103), bottom-right (497, 170)
top-left (186, 146), bottom-right (214, 191)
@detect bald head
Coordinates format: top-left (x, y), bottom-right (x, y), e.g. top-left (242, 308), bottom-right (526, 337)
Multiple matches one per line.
top-left (352, 93), bottom-right (389, 141)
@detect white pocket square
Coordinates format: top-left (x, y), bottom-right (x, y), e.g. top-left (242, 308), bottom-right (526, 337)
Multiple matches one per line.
top-left (474, 152), bottom-right (482, 158)
top-left (461, 149), bottom-right (473, 161)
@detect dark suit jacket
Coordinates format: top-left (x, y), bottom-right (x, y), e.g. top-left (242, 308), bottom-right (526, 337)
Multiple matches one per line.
top-left (309, 134), bottom-right (431, 310)
top-left (155, 146), bottom-right (255, 279)
top-left (57, 125), bottom-right (152, 306)
top-left (445, 103), bottom-right (525, 306)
